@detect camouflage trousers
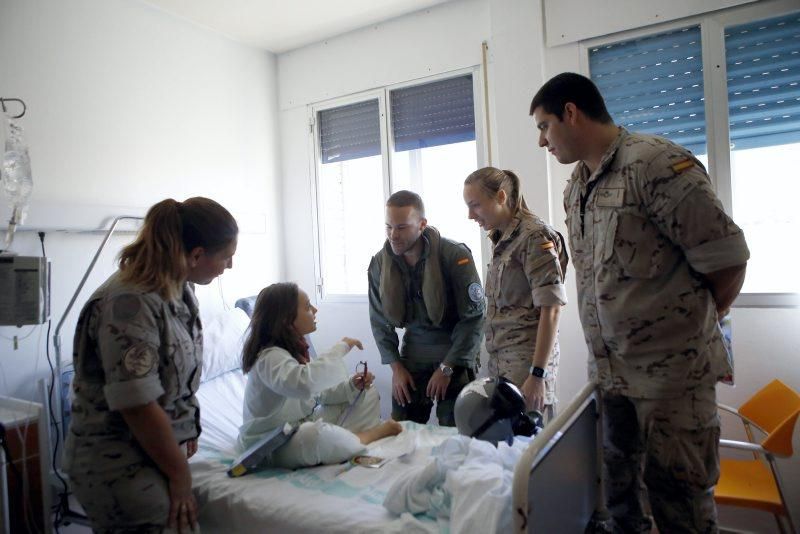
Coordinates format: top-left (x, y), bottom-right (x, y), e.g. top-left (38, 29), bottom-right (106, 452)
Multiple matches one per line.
top-left (487, 347), bottom-right (559, 423)
top-left (70, 461), bottom-right (198, 533)
top-left (602, 386), bottom-right (721, 534)
top-left (391, 359), bottom-right (475, 426)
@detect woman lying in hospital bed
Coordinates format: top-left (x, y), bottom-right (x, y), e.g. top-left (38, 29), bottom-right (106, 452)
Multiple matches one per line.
top-left (237, 282), bottom-right (402, 469)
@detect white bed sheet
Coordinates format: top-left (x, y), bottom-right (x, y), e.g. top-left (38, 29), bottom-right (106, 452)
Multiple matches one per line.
top-left (191, 421), bottom-right (457, 534)
top-left (196, 369), bottom-right (247, 456)
top-left (192, 368), bottom-right (457, 533)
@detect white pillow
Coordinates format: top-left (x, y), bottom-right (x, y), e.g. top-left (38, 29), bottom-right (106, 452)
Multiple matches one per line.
top-left (272, 420), bottom-right (366, 469)
top-left (200, 307), bottom-right (251, 382)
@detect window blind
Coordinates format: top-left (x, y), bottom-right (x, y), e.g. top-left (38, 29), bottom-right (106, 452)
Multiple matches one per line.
top-left (390, 74), bottom-right (475, 152)
top-left (318, 99), bottom-right (380, 164)
top-left (726, 12), bottom-right (800, 151)
top-left (590, 26), bottom-right (707, 155)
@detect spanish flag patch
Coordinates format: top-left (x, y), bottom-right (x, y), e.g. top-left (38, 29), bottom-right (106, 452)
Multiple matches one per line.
top-left (540, 241), bottom-right (555, 251)
top-left (671, 158), bottom-right (694, 173)
top-left (457, 258), bottom-right (470, 266)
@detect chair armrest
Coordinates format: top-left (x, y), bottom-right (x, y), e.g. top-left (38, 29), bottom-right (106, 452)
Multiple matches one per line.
top-left (717, 404), bottom-right (767, 435)
top-left (719, 438), bottom-right (766, 454)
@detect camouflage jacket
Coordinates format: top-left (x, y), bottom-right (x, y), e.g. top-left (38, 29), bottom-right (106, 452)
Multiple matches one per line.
top-left (485, 211), bottom-right (567, 384)
top-left (564, 128), bottom-right (749, 399)
top-left (64, 272), bottom-right (202, 474)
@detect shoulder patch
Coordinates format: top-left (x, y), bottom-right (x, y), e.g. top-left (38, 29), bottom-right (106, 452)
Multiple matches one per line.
top-left (112, 294), bottom-right (142, 321)
top-left (457, 258), bottom-right (470, 266)
top-left (468, 282), bottom-right (484, 303)
top-left (671, 158), bottom-right (694, 173)
top-left (540, 241), bottom-right (555, 251)
top-left (122, 342), bottom-right (157, 378)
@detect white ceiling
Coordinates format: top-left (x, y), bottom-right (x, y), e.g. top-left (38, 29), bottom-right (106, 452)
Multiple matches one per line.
top-left (141, 0), bottom-right (455, 53)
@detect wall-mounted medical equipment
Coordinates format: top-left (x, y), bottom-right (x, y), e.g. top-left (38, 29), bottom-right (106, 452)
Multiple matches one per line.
top-left (0, 255), bottom-right (50, 326)
top-left (0, 97), bottom-right (32, 253)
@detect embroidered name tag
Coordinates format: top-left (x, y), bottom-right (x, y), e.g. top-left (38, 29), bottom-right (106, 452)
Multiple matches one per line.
top-left (595, 188), bottom-right (624, 207)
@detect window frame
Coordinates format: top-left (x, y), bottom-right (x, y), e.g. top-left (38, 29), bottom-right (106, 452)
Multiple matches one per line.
top-left (578, 0), bottom-right (800, 308)
top-left (308, 67), bottom-right (487, 303)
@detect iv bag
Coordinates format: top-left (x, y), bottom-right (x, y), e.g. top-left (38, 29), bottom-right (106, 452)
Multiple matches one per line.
top-left (1, 113), bottom-right (33, 221)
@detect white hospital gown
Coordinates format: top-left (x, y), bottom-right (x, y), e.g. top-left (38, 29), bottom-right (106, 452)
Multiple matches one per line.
top-left (237, 341), bottom-right (380, 468)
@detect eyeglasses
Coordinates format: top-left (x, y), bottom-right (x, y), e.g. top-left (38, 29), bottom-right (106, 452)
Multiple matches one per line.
top-left (338, 360), bottom-right (369, 427)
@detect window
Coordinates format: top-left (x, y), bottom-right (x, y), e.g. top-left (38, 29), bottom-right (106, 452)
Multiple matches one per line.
top-left (590, 26), bottom-right (707, 155)
top-left (316, 99), bottom-right (386, 296)
top-left (389, 75), bottom-right (481, 272)
top-left (312, 72), bottom-right (482, 298)
top-left (587, 6), bottom-right (800, 303)
top-left (725, 13), bottom-right (800, 295)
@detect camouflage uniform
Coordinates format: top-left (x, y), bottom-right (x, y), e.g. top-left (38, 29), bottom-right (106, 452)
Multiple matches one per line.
top-left (564, 129), bottom-right (749, 533)
top-left (484, 211), bottom-right (568, 415)
top-left (64, 273), bottom-right (202, 533)
top-left (368, 229), bottom-right (485, 426)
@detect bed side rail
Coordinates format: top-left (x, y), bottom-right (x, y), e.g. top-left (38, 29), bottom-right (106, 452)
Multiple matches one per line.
top-left (512, 381), bottom-right (605, 533)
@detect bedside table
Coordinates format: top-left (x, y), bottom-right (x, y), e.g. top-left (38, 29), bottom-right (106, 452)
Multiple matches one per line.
top-left (0, 396), bottom-right (52, 534)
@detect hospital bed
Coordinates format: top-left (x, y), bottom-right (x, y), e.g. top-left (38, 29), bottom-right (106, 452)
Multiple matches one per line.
top-left (42, 220), bottom-right (604, 532)
top-left (191, 306), bottom-right (604, 534)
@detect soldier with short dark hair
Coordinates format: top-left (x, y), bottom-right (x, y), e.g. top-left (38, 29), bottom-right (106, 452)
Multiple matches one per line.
top-left (368, 190), bottom-right (485, 426)
top-left (65, 197), bottom-right (238, 533)
top-left (530, 72), bottom-right (749, 533)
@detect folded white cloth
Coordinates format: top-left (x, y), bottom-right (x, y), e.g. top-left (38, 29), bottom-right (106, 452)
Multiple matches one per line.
top-left (383, 434), bottom-right (532, 533)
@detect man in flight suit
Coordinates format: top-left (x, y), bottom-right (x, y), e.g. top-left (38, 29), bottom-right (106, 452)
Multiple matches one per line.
top-left (368, 190), bottom-right (485, 426)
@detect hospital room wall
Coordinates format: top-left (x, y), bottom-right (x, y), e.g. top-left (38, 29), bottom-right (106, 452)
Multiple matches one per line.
top-left (0, 0), bottom-right (283, 402)
top-left (278, 0), bottom-right (588, 419)
top-left (279, 0), bottom-right (800, 433)
top-left (277, 0), bottom-right (650, 419)
top-left (542, 4), bottom-right (799, 529)
top-left (279, 0), bottom-right (490, 420)
top-left (538, 0), bottom-right (800, 428)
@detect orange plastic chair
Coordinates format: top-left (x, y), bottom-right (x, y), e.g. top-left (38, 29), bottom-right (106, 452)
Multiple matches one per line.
top-left (716, 379), bottom-right (800, 533)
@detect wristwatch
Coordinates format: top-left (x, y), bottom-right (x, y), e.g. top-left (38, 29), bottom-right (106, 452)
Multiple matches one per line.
top-left (529, 365), bottom-right (549, 379)
top-left (439, 363), bottom-right (454, 377)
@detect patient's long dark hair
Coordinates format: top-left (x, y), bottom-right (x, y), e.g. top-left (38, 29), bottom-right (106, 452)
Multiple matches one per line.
top-left (241, 282), bottom-right (309, 374)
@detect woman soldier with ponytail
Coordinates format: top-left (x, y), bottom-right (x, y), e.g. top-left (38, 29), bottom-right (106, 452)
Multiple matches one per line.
top-left (463, 168), bottom-right (568, 422)
top-left (65, 197), bottom-right (237, 533)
